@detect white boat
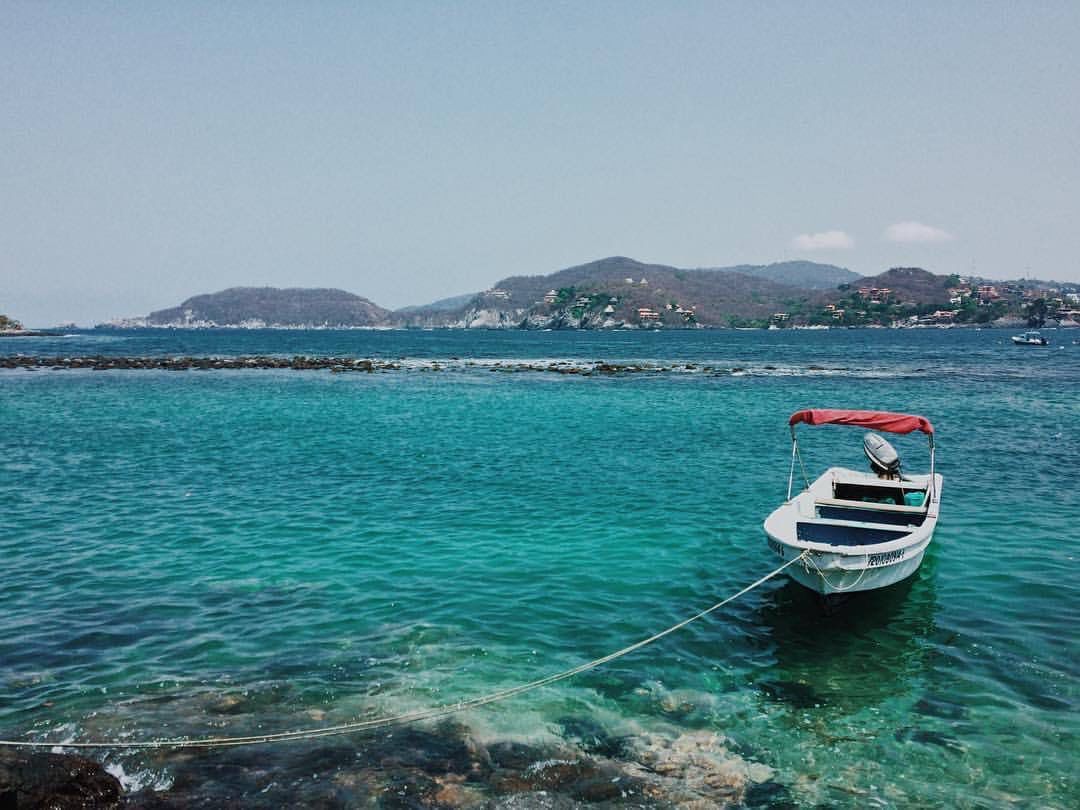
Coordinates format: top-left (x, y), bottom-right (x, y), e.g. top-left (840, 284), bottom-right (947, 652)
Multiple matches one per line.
top-left (763, 409), bottom-right (943, 595)
top-left (1011, 330), bottom-right (1049, 345)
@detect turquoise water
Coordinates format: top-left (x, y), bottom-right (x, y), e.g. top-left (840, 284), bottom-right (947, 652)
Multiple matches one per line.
top-left (1, 329), bottom-right (1077, 806)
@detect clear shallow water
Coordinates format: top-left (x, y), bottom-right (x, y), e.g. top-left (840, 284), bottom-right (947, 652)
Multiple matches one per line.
top-left (1, 329), bottom-right (1077, 806)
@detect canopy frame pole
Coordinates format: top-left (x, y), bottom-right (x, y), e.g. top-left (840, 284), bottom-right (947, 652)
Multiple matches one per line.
top-left (787, 429), bottom-right (797, 501)
top-left (787, 426), bottom-right (811, 499)
top-left (927, 434), bottom-right (936, 505)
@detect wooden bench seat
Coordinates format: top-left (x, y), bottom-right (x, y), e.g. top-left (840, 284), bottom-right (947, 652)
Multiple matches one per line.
top-left (816, 496), bottom-right (928, 514)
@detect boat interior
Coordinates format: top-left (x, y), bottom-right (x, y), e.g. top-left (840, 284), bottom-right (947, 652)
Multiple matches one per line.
top-left (792, 475), bottom-right (931, 548)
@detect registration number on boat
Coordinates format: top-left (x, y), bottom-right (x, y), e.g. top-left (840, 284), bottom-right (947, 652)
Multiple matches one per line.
top-left (768, 539), bottom-right (786, 558)
top-left (868, 549), bottom-right (905, 567)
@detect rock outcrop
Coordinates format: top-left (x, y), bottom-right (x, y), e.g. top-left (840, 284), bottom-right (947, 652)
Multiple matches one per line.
top-left (0, 749), bottom-right (121, 809)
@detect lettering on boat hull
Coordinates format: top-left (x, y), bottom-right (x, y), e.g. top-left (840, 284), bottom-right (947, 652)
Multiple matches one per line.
top-left (868, 548), bottom-right (905, 567)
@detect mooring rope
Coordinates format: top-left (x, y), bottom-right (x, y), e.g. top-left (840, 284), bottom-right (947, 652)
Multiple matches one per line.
top-left (802, 551), bottom-right (870, 592)
top-left (0, 553), bottom-right (806, 751)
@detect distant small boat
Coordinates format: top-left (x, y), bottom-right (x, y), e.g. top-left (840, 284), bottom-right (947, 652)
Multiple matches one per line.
top-left (763, 409), bottom-right (942, 595)
top-left (1012, 330), bottom-right (1049, 345)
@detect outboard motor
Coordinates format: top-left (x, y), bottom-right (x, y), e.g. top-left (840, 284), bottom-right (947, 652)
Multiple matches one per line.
top-left (864, 432), bottom-right (901, 478)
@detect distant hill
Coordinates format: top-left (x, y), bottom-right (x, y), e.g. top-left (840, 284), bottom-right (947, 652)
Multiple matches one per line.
top-left (486, 257), bottom-right (853, 302)
top-left (146, 287), bottom-right (390, 327)
top-left (847, 267), bottom-right (947, 302)
top-left (115, 258), bottom-right (1057, 331)
top-left (724, 260), bottom-right (859, 289)
top-left (396, 256), bottom-right (831, 328)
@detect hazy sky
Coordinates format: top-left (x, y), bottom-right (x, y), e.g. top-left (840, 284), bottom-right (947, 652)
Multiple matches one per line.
top-left (3, 2), bottom-right (1078, 325)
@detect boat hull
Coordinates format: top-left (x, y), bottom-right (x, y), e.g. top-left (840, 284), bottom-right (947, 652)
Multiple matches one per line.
top-left (771, 541), bottom-right (929, 595)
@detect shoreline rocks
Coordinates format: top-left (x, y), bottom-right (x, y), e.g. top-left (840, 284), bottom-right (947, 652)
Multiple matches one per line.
top-left (0, 749), bottom-right (121, 809)
top-left (7, 721), bottom-right (779, 808)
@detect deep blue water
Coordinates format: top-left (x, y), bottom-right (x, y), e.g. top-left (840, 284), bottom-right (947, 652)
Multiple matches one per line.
top-left (1, 328), bottom-right (1077, 806)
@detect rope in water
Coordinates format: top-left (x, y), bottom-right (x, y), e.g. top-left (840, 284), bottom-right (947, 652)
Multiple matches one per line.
top-left (0, 553), bottom-right (807, 751)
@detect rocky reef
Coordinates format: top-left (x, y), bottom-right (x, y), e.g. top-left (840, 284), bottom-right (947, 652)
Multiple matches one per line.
top-left (3, 720), bottom-right (781, 808)
top-left (0, 355), bottom-right (405, 373)
top-left (0, 356), bottom-right (743, 376)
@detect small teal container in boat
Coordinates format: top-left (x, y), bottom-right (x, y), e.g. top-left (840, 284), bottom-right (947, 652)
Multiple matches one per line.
top-left (904, 492), bottom-right (926, 507)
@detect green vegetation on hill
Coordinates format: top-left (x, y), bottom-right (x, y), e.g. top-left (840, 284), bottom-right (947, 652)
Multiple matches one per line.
top-left (0, 314), bottom-right (24, 331)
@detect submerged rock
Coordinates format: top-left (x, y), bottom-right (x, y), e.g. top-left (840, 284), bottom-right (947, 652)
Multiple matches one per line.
top-left (485, 741), bottom-right (554, 772)
top-left (743, 778), bottom-right (796, 807)
top-left (912, 694), bottom-right (968, 721)
top-left (370, 723), bottom-right (490, 780)
top-left (487, 794), bottom-right (581, 809)
top-left (625, 731), bottom-right (774, 806)
top-left (894, 726), bottom-right (965, 753)
top-left (758, 679), bottom-right (824, 709)
top-left (557, 716), bottom-right (630, 759)
top-left (204, 683), bottom-right (293, 715)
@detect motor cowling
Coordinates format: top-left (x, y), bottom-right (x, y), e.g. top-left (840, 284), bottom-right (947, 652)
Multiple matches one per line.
top-left (864, 432), bottom-right (901, 477)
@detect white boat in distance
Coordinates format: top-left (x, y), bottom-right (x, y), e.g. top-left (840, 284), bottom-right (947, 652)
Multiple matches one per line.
top-left (764, 409), bottom-right (943, 595)
top-left (1011, 330), bottom-right (1049, 345)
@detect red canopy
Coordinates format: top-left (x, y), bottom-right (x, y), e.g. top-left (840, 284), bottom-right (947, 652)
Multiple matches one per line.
top-left (789, 409), bottom-right (934, 435)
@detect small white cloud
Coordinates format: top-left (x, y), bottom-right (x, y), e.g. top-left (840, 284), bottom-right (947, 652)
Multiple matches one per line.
top-left (883, 221), bottom-right (954, 243)
top-left (792, 230), bottom-right (854, 251)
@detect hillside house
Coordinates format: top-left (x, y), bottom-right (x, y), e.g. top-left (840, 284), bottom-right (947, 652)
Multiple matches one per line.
top-left (858, 287), bottom-right (892, 304)
top-left (948, 286), bottom-right (972, 305)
